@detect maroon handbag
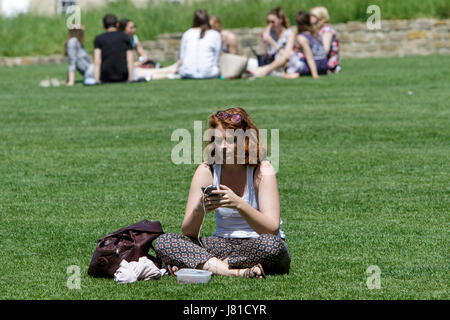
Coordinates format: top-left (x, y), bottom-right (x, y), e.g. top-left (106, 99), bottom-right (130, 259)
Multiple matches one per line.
top-left (87, 220), bottom-right (164, 278)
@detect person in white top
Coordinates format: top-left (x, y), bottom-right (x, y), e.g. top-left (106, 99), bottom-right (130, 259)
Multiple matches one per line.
top-left (133, 10), bottom-right (222, 81)
top-left (154, 107), bottom-right (291, 279)
top-left (135, 10), bottom-right (221, 81)
top-left (177, 10), bottom-right (222, 79)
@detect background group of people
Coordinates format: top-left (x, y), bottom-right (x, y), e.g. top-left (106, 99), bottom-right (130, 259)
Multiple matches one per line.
top-left (64, 5), bottom-right (340, 86)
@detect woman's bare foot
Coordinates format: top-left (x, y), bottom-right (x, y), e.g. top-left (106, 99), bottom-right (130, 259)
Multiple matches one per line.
top-left (169, 258), bottom-right (265, 279)
top-left (284, 72), bottom-right (300, 79)
top-left (236, 264), bottom-right (265, 279)
top-left (198, 258), bottom-right (265, 279)
top-left (252, 66), bottom-right (270, 78)
top-left (168, 265), bottom-right (179, 275)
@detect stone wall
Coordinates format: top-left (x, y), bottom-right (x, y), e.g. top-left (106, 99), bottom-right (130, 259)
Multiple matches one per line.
top-left (336, 19), bottom-right (450, 58)
top-left (0, 55), bottom-right (67, 67)
top-left (141, 18), bottom-right (450, 61)
top-left (1, 18), bottom-right (448, 67)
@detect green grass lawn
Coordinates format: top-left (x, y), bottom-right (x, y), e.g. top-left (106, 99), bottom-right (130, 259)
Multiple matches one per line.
top-left (0, 55), bottom-right (448, 300)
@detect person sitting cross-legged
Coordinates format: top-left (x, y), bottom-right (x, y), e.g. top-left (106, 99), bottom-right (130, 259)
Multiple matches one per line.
top-left (154, 107), bottom-right (291, 278)
top-left (247, 6), bottom-right (295, 78)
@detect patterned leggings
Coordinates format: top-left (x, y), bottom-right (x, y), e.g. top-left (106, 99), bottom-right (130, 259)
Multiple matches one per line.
top-left (154, 233), bottom-right (291, 275)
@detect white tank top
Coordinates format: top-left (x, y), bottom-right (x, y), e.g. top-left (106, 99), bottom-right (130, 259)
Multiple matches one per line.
top-left (212, 164), bottom-right (285, 239)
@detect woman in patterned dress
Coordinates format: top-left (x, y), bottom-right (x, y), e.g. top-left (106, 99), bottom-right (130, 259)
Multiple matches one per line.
top-left (154, 108), bottom-right (291, 279)
top-left (310, 6), bottom-right (341, 73)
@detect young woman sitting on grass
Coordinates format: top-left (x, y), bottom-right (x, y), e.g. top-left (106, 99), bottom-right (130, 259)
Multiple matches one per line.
top-left (177, 9), bottom-right (222, 79)
top-left (135, 10), bottom-right (221, 81)
top-left (248, 6), bottom-right (295, 78)
top-left (118, 18), bottom-right (150, 66)
top-left (284, 11), bottom-right (328, 79)
top-left (154, 107), bottom-right (291, 279)
top-left (209, 15), bottom-right (239, 55)
top-left (64, 25), bottom-right (96, 86)
top-left (310, 6), bottom-right (341, 73)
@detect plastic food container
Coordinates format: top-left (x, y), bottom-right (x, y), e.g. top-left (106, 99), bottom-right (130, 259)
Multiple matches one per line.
top-left (176, 269), bottom-right (212, 284)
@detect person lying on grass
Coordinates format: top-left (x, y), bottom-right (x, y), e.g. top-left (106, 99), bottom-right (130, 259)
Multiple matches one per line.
top-left (154, 107), bottom-right (291, 279)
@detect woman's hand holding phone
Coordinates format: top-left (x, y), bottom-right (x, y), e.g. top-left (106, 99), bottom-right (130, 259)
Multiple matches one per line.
top-left (199, 186), bottom-right (222, 214)
top-left (202, 184), bottom-right (245, 211)
top-left (200, 184), bottom-right (245, 213)
top-left (213, 184), bottom-right (245, 210)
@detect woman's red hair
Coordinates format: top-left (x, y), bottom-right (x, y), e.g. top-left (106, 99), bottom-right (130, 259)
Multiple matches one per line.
top-left (204, 107), bottom-right (267, 166)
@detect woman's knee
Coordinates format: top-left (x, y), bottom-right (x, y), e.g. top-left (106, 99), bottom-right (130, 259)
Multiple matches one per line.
top-left (259, 234), bottom-right (291, 274)
top-left (154, 232), bottom-right (181, 252)
top-left (277, 49), bottom-right (293, 64)
top-left (260, 234), bottom-right (289, 257)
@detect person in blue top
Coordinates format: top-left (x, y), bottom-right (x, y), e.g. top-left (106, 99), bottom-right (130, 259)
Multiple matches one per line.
top-left (285, 10), bottom-right (328, 79)
top-left (154, 107), bottom-right (291, 279)
top-left (118, 18), bottom-right (150, 66)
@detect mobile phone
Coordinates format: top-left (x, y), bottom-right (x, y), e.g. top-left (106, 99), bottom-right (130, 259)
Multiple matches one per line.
top-left (201, 185), bottom-right (216, 197)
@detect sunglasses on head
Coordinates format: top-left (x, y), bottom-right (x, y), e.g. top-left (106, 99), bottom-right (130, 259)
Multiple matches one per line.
top-left (216, 110), bottom-right (242, 124)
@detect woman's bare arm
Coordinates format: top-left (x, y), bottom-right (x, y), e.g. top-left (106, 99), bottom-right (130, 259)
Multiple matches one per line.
top-left (127, 50), bottom-right (134, 82)
top-left (94, 48), bottom-right (102, 83)
top-left (225, 31), bottom-right (239, 55)
top-left (136, 41), bottom-right (148, 61)
top-left (67, 71), bottom-right (75, 86)
top-left (259, 25), bottom-right (273, 54)
top-left (240, 161), bottom-right (280, 235)
top-left (298, 34), bottom-right (319, 78)
top-left (321, 31), bottom-right (333, 55)
top-left (182, 163), bottom-right (215, 237)
top-left (284, 29), bottom-right (295, 55)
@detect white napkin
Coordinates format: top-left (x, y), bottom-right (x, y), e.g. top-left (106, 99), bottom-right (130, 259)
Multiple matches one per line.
top-left (114, 256), bottom-right (166, 284)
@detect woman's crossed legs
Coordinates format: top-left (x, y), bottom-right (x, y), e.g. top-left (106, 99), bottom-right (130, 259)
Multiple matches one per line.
top-left (154, 233), bottom-right (290, 278)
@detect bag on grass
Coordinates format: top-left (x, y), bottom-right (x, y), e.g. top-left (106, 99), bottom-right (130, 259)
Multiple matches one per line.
top-left (219, 53), bottom-right (248, 79)
top-left (87, 219), bottom-right (164, 278)
top-left (250, 47), bottom-right (275, 66)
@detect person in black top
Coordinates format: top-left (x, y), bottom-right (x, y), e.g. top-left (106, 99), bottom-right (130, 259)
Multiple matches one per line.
top-left (94, 14), bottom-right (134, 83)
